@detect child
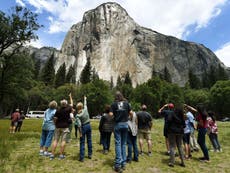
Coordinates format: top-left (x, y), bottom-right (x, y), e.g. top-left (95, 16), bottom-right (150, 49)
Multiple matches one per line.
top-left (207, 112), bottom-right (222, 152)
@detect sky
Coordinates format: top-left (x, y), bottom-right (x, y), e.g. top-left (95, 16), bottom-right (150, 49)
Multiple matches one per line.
top-left (1, 0), bottom-right (230, 67)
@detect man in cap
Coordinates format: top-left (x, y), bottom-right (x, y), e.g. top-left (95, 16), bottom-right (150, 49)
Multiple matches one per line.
top-left (9, 109), bottom-right (20, 133)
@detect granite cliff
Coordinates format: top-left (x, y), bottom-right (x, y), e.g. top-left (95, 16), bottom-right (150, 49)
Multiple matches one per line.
top-left (47, 2), bottom-right (228, 86)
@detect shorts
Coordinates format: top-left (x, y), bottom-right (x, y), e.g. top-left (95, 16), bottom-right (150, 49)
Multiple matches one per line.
top-left (183, 133), bottom-right (191, 144)
top-left (138, 129), bottom-right (151, 140)
top-left (53, 128), bottom-right (70, 142)
top-left (11, 121), bottom-right (18, 127)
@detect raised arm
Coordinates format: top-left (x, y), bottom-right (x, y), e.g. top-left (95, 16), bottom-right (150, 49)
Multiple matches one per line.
top-left (69, 93), bottom-right (73, 106)
top-left (158, 104), bottom-right (168, 113)
top-left (184, 104), bottom-right (197, 113)
top-left (84, 96), bottom-right (87, 109)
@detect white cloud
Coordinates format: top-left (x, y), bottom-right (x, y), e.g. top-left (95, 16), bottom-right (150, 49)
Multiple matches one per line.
top-left (16, 0), bottom-right (25, 7)
top-left (26, 39), bottom-right (44, 48)
top-left (20, 0), bottom-right (227, 38)
top-left (215, 42), bottom-right (230, 67)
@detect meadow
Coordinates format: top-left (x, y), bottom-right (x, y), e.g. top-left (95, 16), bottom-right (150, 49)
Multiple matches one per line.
top-left (0, 118), bottom-right (229, 173)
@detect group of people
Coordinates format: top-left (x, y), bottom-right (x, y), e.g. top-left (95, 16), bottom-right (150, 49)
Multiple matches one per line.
top-left (158, 103), bottom-right (222, 167)
top-left (36, 90), bottom-right (222, 172)
top-left (39, 93), bottom-right (92, 161)
top-left (9, 109), bottom-right (25, 133)
top-left (99, 91), bottom-right (153, 172)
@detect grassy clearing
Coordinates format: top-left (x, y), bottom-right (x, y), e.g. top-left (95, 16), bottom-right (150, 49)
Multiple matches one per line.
top-left (0, 118), bottom-right (230, 173)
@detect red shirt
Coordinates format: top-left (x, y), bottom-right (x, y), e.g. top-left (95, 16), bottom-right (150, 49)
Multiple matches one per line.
top-left (197, 113), bottom-right (208, 129)
top-left (11, 112), bottom-right (20, 122)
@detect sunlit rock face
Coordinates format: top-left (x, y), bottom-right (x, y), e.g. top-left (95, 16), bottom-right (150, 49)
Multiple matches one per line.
top-left (56, 2), bottom-right (226, 86)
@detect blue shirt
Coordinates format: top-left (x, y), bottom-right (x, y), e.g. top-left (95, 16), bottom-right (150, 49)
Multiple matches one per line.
top-left (42, 108), bottom-right (56, 131)
top-left (184, 111), bottom-right (195, 133)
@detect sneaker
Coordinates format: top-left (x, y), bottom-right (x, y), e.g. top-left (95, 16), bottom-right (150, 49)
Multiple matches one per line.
top-left (49, 154), bottom-right (54, 160)
top-left (219, 148), bottom-right (223, 152)
top-left (39, 151), bottom-right (44, 156)
top-left (126, 159), bottom-right (132, 164)
top-left (43, 151), bottom-right (51, 157)
top-left (103, 150), bottom-right (108, 154)
top-left (58, 154), bottom-right (65, 160)
top-left (113, 166), bottom-right (122, 173)
top-left (133, 158), bottom-right (139, 162)
top-left (88, 155), bottom-right (92, 159)
top-left (199, 157), bottom-right (210, 162)
top-left (139, 151), bottom-right (144, 156)
top-left (121, 165), bottom-right (126, 170)
top-left (148, 152), bottom-right (152, 157)
top-left (79, 158), bottom-right (84, 162)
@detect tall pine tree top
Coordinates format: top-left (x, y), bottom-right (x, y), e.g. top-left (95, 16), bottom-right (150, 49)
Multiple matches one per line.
top-left (40, 53), bottom-right (55, 86)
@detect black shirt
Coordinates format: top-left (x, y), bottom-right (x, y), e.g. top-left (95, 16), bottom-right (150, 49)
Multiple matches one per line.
top-left (136, 111), bottom-right (152, 129)
top-left (54, 106), bottom-right (72, 128)
top-left (110, 101), bottom-right (131, 123)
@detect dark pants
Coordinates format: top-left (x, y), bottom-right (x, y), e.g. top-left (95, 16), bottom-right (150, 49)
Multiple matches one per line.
top-left (197, 128), bottom-right (209, 160)
top-left (80, 123), bottom-right (92, 160)
top-left (15, 121), bottom-right (23, 132)
top-left (101, 131), bottom-right (112, 151)
top-left (168, 133), bottom-right (184, 164)
top-left (209, 133), bottom-right (221, 150)
top-left (74, 125), bottom-right (78, 138)
top-left (127, 132), bottom-right (138, 161)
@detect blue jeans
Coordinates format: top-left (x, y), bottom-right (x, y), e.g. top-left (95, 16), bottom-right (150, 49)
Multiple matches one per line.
top-left (80, 123), bottom-right (92, 160)
top-left (209, 133), bottom-right (221, 150)
top-left (40, 130), bottom-right (54, 147)
top-left (101, 131), bottom-right (112, 151)
top-left (114, 122), bottom-right (128, 169)
top-left (127, 131), bottom-right (138, 161)
top-left (197, 128), bottom-right (209, 160)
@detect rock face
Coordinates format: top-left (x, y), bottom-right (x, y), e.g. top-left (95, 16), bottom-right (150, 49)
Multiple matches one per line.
top-left (56, 2), bottom-right (227, 86)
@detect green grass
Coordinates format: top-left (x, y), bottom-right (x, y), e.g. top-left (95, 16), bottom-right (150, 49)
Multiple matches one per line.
top-left (0, 118), bottom-right (230, 173)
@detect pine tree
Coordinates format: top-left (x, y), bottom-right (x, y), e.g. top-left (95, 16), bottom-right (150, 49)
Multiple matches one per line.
top-left (91, 67), bottom-right (99, 81)
top-left (188, 69), bottom-right (201, 89)
top-left (217, 64), bottom-right (229, 81)
top-left (110, 76), bottom-right (114, 90)
top-left (163, 67), bottom-right (172, 83)
top-left (40, 53), bottom-right (55, 86)
top-left (33, 59), bottom-right (41, 80)
top-left (208, 65), bottom-right (217, 87)
top-left (55, 63), bottom-right (66, 88)
top-left (116, 75), bottom-right (123, 86)
top-left (66, 64), bottom-right (76, 83)
top-left (124, 71), bottom-right (132, 86)
top-left (80, 57), bottom-right (91, 84)
top-left (201, 70), bottom-right (210, 88)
